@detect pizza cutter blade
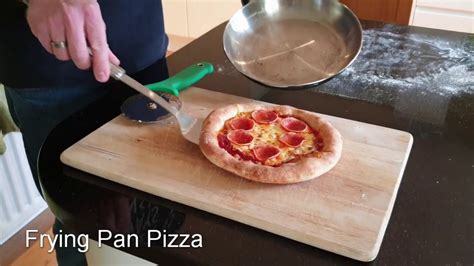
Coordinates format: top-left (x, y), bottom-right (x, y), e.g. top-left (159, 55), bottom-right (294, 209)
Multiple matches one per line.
top-left (110, 62), bottom-right (214, 144)
top-left (121, 93), bottom-right (181, 123)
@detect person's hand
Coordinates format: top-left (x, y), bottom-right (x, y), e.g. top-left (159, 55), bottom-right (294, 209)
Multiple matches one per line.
top-left (26, 0), bottom-right (120, 82)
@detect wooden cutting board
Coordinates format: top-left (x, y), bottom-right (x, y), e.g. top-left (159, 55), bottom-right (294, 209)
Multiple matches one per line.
top-left (61, 87), bottom-right (413, 261)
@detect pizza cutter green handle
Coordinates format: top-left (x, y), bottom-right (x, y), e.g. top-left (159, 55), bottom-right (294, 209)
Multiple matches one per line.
top-left (146, 62), bottom-right (214, 96)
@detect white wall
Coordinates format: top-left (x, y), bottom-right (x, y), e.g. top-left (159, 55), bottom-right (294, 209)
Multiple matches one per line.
top-left (163, 0), bottom-right (241, 37)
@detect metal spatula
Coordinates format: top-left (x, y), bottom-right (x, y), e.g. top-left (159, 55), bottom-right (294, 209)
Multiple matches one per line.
top-left (110, 63), bottom-right (213, 144)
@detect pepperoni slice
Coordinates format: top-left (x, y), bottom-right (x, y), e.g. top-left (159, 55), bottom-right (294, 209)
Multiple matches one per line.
top-left (251, 110), bottom-right (278, 124)
top-left (281, 117), bottom-right (307, 132)
top-left (253, 145), bottom-right (280, 162)
top-left (229, 117), bottom-right (255, 130)
top-left (227, 130), bottom-right (254, 145)
top-left (279, 133), bottom-right (305, 147)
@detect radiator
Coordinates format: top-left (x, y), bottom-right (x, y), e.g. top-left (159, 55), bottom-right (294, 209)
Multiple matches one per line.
top-left (0, 132), bottom-right (47, 245)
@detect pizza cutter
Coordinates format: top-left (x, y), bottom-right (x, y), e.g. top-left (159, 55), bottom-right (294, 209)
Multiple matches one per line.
top-left (110, 62), bottom-right (214, 144)
top-left (120, 93), bottom-right (181, 123)
top-left (120, 63), bottom-right (213, 123)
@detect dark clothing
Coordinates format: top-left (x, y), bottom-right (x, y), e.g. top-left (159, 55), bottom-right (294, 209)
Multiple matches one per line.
top-left (0, 0), bottom-right (168, 89)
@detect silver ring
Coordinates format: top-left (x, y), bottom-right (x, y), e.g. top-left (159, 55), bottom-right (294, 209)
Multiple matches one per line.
top-left (51, 41), bottom-right (67, 49)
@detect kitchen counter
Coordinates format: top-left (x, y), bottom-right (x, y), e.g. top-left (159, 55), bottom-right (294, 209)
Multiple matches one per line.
top-left (38, 21), bottom-right (473, 265)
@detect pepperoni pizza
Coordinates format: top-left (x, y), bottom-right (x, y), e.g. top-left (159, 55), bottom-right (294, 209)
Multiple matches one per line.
top-left (199, 104), bottom-right (342, 184)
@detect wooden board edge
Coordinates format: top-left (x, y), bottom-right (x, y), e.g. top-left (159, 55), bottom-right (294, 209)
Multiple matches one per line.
top-left (59, 115), bottom-right (123, 166)
top-left (364, 132), bottom-right (414, 261)
top-left (60, 148), bottom-right (74, 167)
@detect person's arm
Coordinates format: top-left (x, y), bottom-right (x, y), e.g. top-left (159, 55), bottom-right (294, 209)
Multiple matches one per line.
top-left (25, 0), bottom-right (119, 82)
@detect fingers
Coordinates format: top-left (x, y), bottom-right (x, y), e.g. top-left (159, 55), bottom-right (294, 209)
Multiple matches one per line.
top-left (27, 11), bottom-right (53, 54)
top-left (49, 16), bottom-right (70, 61)
top-left (27, 1), bottom-right (118, 83)
top-left (84, 2), bottom-right (109, 82)
top-left (63, 3), bottom-right (91, 70)
top-left (36, 29), bottom-right (54, 55)
top-left (109, 49), bottom-right (120, 66)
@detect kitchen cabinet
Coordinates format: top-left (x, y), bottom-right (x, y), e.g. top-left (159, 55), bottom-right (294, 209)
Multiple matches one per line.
top-left (410, 0), bottom-right (474, 33)
top-left (340, 0), bottom-right (473, 33)
top-left (340, 0), bottom-right (413, 24)
top-left (163, 0), bottom-right (473, 38)
top-left (163, 0), bottom-right (414, 37)
top-left (162, 0), bottom-right (241, 38)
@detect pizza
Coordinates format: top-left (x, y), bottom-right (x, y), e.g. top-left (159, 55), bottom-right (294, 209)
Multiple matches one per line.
top-left (199, 103), bottom-right (343, 184)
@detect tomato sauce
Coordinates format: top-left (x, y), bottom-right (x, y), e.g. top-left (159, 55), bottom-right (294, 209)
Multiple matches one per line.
top-left (217, 133), bottom-right (258, 163)
top-left (218, 112), bottom-right (325, 166)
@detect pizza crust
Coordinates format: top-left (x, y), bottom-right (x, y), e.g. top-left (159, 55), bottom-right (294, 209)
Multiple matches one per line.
top-left (199, 104), bottom-right (342, 184)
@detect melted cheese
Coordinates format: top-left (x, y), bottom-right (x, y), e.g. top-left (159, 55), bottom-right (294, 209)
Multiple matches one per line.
top-left (223, 112), bottom-right (319, 166)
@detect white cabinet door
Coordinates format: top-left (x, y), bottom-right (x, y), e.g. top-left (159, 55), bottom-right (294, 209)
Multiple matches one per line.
top-left (187, 0), bottom-right (241, 38)
top-left (411, 0), bottom-right (474, 33)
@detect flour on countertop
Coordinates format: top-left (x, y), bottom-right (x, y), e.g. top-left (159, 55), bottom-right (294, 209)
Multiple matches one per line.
top-left (315, 24), bottom-right (473, 105)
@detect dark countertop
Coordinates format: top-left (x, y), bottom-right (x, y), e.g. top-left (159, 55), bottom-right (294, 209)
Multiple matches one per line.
top-left (39, 21), bottom-right (473, 265)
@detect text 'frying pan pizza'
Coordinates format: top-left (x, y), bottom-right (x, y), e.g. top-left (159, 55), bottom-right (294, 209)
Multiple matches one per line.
top-left (199, 104), bottom-right (342, 184)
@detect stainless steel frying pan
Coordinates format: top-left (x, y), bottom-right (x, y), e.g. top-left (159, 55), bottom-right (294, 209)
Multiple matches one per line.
top-left (223, 0), bottom-right (363, 88)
